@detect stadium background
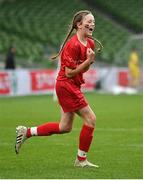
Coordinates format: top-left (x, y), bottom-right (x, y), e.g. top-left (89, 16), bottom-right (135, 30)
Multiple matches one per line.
top-left (0, 0), bottom-right (143, 179)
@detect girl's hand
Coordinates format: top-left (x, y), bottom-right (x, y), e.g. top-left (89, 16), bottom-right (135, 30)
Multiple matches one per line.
top-left (86, 48), bottom-right (95, 64)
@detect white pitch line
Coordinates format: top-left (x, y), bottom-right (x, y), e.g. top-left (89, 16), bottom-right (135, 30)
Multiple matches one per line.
top-left (73, 127), bottom-right (143, 132)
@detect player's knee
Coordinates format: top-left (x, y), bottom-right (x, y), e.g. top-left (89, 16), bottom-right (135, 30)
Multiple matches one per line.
top-left (86, 114), bottom-right (96, 128)
top-left (60, 125), bottom-right (72, 133)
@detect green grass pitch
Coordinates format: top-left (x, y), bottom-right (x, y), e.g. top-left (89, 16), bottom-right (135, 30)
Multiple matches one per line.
top-left (0, 92), bottom-right (143, 179)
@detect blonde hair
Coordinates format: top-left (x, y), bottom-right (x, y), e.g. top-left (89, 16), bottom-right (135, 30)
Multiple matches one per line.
top-left (51, 10), bottom-right (91, 59)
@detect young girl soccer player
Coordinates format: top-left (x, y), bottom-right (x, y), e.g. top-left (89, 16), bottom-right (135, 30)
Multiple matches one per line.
top-left (15, 10), bottom-right (99, 168)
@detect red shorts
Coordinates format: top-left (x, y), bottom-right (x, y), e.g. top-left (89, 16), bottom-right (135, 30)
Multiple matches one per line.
top-left (56, 80), bottom-right (88, 113)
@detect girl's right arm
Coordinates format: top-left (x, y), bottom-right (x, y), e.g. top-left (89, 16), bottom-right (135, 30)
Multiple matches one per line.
top-left (65, 48), bottom-right (95, 78)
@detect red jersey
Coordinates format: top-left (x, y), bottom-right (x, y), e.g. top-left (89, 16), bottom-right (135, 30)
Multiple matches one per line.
top-left (57, 34), bottom-right (95, 86)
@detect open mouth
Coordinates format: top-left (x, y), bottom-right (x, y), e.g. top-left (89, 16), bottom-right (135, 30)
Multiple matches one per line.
top-left (89, 27), bottom-right (93, 32)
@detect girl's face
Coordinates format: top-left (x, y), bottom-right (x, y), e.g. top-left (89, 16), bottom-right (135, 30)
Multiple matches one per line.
top-left (77, 14), bottom-right (95, 37)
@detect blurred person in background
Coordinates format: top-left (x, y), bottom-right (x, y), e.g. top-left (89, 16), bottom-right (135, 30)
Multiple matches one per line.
top-left (5, 46), bottom-right (16, 70)
top-left (128, 47), bottom-right (141, 88)
top-left (15, 10), bottom-right (99, 168)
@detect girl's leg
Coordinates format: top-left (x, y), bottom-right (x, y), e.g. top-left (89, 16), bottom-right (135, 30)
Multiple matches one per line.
top-left (75, 105), bottom-right (97, 163)
top-left (15, 111), bottom-right (75, 154)
top-left (27, 110), bottom-right (75, 137)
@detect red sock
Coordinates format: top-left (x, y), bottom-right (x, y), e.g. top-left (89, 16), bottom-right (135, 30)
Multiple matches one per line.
top-left (37, 122), bottom-right (60, 136)
top-left (78, 124), bottom-right (94, 161)
top-left (27, 122), bottom-right (60, 137)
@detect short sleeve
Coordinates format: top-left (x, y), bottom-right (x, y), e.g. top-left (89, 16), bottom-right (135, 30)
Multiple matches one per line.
top-left (62, 42), bottom-right (80, 69)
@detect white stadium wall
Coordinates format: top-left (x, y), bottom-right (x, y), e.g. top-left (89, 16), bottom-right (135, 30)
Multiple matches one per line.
top-left (0, 68), bottom-right (142, 96)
